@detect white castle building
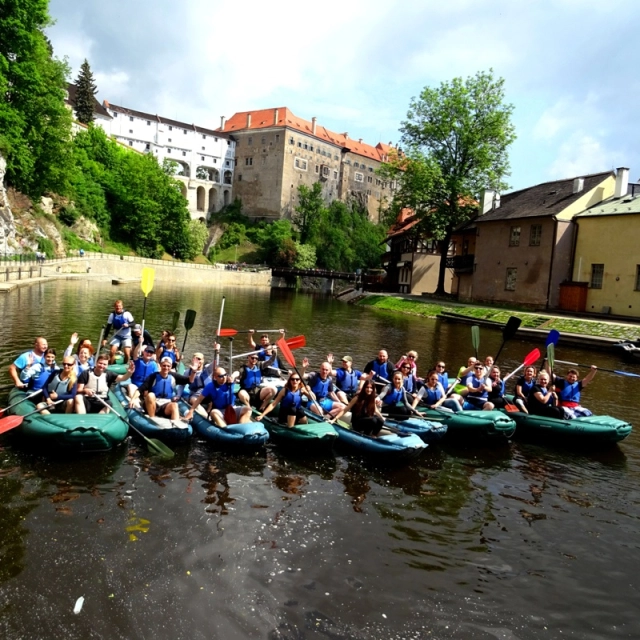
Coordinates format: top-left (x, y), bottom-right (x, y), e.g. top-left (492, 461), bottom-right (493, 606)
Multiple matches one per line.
top-left (65, 85), bottom-right (235, 219)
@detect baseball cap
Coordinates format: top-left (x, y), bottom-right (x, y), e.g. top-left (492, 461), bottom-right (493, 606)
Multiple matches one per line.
top-left (342, 356), bottom-right (352, 363)
top-left (144, 346), bottom-right (155, 353)
top-left (133, 323), bottom-right (142, 332)
top-left (160, 356), bottom-right (173, 365)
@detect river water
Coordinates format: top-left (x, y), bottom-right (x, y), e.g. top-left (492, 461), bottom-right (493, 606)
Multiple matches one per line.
top-left (1, 281), bottom-right (639, 639)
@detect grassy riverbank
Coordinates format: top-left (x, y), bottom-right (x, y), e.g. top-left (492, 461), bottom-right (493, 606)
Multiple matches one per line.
top-left (356, 295), bottom-right (640, 341)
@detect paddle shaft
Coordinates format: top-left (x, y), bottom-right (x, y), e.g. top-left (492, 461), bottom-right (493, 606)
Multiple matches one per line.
top-left (554, 359), bottom-right (640, 378)
top-left (493, 317), bottom-right (522, 365)
top-left (0, 400), bottom-right (63, 434)
top-left (0, 389), bottom-right (43, 415)
top-left (471, 325), bottom-right (480, 359)
top-left (215, 297), bottom-right (225, 366)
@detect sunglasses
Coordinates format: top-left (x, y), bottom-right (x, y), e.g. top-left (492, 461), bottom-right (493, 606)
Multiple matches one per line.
top-left (290, 377), bottom-right (301, 382)
top-left (167, 339), bottom-right (176, 343)
top-left (436, 364), bottom-right (445, 368)
top-left (63, 362), bottom-right (74, 367)
top-left (474, 366), bottom-right (484, 370)
top-left (193, 356), bottom-right (203, 361)
top-left (216, 373), bottom-right (227, 378)
top-left (407, 355), bottom-right (416, 359)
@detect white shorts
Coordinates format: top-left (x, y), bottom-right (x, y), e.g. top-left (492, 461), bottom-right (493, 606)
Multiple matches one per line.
top-left (110, 335), bottom-right (132, 348)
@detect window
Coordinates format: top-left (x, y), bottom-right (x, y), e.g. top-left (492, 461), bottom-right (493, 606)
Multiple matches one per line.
top-left (590, 264), bottom-right (604, 289)
top-left (309, 144), bottom-right (313, 151)
top-left (129, 129), bottom-right (133, 134)
top-left (505, 268), bottom-right (517, 291)
top-left (129, 116), bottom-right (134, 122)
top-left (128, 141), bottom-right (133, 146)
top-left (636, 265), bottom-right (640, 291)
top-left (245, 157), bottom-right (253, 166)
top-left (182, 151), bottom-right (186, 156)
top-left (167, 148), bottom-right (171, 153)
top-left (303, 142), bottom-right (308, 150)
top-left (183, 129), bottom-right (187, 135)
top-left (238, 175), bottom-right (242, 181)
top-left (202, 146), bottom-right (205, 150)
top-left (315, 165), bottom-right (319, 173)
top-left (333, 170), bottom-right (338, 179)
top-left (215, 137), bottom-right (218, 142)
top-left (289, 136), bottom-right (294, 145)
top-left (147, 120), bottom-right (151, 126)
top-left (203, 134), bottom-right (206, 139)
top-left (529, 224), bottom-right (542, 246)
top-left (168, 138), bottom-right (172, 142)
top-left (213, 159), bottom-right (217, 164)
top-left (169, 126), bottom-right (173, 131)
top-left (113, 112), bottom-right (118, 118)
top-left (354, 162), bottom-right (359, 168)
top-left (334, 155), bottom-right (339, 161)
top-left (201, 156), bottom-right (205, 161)
top-left (367, 176), bottom-right (373, 183)
top-left (275, 134), bottom-right (280, 142)
top-left (297, 141), bottom-right (302, 148)
top-left (145, 143), bottom-right (150, 150)
top-left (261, 136), bottom-right (266, 145)
top-left (248, 136), bottom-right (253, 145)
top-left (322, 166), bottom-right (330, 177)
top-left (354, 172), bottom-right (364, 182)
top-left (294, 157), bottom-right (307, 171)
top-left (369, 167), bottom-right (374, 172)
top-left (509, 226), bottom-right (521, 247)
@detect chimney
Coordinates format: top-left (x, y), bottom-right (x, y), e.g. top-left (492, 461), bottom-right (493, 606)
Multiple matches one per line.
top-left (220, 116), bottom-right (225, 129)
top-left (274, 108), bottom-right (279, 125)
top-left (103, 99), bottom-right (110, 108)
top-left (311, 117), bottom-right (317, 135)
top-left (573, 178), bottom-right (584, 194)
top-left (246, 113), bottom-right (252, 128)
top-left (358, 138), bottom-right (363, 144)
top-left (343, 132), bottom-right (349, 139)
top-left (614, 167), bottom-right (630, 198)
top-left (480, 189), bottom-right (495, 215)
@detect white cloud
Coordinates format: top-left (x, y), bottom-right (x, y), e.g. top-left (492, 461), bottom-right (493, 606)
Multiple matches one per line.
top-left (547, 132), bottom-right (619, 179)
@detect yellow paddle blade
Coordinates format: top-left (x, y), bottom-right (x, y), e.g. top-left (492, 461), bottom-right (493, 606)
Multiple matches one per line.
top-left (141, 268), bottom-right (155, 297)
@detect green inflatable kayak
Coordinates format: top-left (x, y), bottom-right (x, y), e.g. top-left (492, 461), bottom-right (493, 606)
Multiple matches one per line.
top-left (6, 387), bottom-right (129, 453)
top-left (414, 407), bottom-right (516, 442)
top-left (258, 408), bottom-right (338, 451)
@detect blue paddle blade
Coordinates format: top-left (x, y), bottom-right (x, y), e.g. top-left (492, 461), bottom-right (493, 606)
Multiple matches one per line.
top-left (546, 329), bottom-right (560, 347)
top-left (614, 370), bottom-right (640, 378)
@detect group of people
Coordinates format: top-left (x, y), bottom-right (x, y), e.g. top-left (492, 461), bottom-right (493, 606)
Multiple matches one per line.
top-left (7, 302), bottom-right (599, 433)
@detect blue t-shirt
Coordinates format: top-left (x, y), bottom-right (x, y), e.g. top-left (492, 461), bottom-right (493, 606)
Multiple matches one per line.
top-left (14, 351), bottom-right (46, 382)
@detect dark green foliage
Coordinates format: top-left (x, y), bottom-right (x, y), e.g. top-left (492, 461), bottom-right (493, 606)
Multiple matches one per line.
top-left (36, 236), bottom-right (55, 258)
top-left (74, 59), bottom-right (97, 125)
top-left (58, 205), bottom-right (79, 226)
top-left (0, 0), bottom-right (74, 198)
top-left (218, 222), bottom-right (247, 249)
top-left (293, 182), bottom-right (324, 244)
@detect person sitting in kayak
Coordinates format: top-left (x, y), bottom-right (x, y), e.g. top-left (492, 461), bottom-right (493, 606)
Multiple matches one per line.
top-left (453, 356), bottom-right (477, 396)
top-left (303, 360), bottom-right (345, 418)
top-left (184, 366), bottom-right (252, 427)
top-left (74, 346), bottom-right (94, 376)
top-left (37, 356), bottom-right (78, 414)
top-left (236, 348), bottom-right (278, 411)
top-left (131, 323), bottom-right (154, 350)
top-left (487, 366), bottom-right (507, 409)
top-left (75, 354), bottom-right (133, 414)
top-left (124, 343), bottom-right (159, 407)
top-left (395, 350), bottom-right (419, 377)
top-left (463, 362), bottom-right (494, 411)
top-left (9, 336), bottom-right (48, 388)
top-left (363, 349), bottom-right (395, 392)
top-left (256, 373), bottom-right (308, 428)
top-left (330, 379), bottom-right (388, 436)
top-left (550, 366), bottom-right (597, 419)
top-left (248, 330), bottom-right (285, 378)
top-left (528, 371), bottom-right (564, 419)
top-left (63, 334), bottom-right (95, 368)
top-left (378, 371), bottom-right (415, 419)
top-left (139, 357), bottom-right (192, 421)
top-left (412, 369), bottom-right (463, 413)
top-left (102, 300), bottom-right (134, 364)
top-left (155, 332), bottom-right (181, 370)
top-left (399, 362), bottom-right (421, 395)
top-left (21, 348), bottom-right (59, 392)
top-left (328, 354), bottom-right (363, 403)
top-left (514, 366), bottom-right (536, 413)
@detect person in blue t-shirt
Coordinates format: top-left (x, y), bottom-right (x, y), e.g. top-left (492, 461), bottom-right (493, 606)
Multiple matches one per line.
top-left (9, 336), bottom-right (48, 388)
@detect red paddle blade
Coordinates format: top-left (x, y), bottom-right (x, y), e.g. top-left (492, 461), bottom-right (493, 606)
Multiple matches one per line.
top-left (0, 415), bottom-right (24, 435)
top-left (218, 328), bottom-right (238, 337)
top-left (286, 335), bottom-right (306, 349)
top-left (523, 348), bottom-right (541, 367)
top-left (277, 336), bottom-right (296, 368)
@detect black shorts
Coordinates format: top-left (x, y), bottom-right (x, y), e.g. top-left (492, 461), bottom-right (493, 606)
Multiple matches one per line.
top-left (245, 387), bottom-right (262, 408)
top-left (278, 406), bottom-right (306, 424)
top-left (83, 395), bottom-right (111, 414)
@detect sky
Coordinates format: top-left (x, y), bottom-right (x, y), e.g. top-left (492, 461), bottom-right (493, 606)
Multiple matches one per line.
top-left (47, 0), bottom-right (640, 191)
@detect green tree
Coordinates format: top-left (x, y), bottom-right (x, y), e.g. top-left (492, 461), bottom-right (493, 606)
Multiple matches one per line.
top-left (183, 218), bottom-right (209, 260)
top-left (293, 182), bottom-right (324, 243)
top-left (0, 0), bottom-right (73, 197)
top-left (382, 69), bottom-right (516, 294)
top-left (293, 242), bottom-right (316, 269)
top-left (74, 59), bottom-right (97, 124)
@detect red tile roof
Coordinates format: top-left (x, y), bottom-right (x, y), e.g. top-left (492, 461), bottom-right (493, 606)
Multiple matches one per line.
top-left (219, 107), bottom-right (392, 162)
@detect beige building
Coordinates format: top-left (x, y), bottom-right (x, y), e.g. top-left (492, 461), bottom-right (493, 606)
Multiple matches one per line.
top-left (218, 107), bottom-right (395, 222)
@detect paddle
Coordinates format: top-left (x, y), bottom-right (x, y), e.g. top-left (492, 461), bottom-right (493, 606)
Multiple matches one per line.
top-left (554, 359), bottom-right (640, 378)
top-left (493, 316), bottom-right (522, 364)
top-left (0, 400), bottom-right (63, 435)
top-left (502, 348), bottom-right (541, 383)
top-left (171, 311), bottom-right (181, 332)
top-left (94, 395), bottom-right (175, 459)
top-left (181, 309), bottom-right (197, 353)
top-left (546, 329), bottom-right (560, 350)
top-left (233, 336), bottom-right (306, 360)
top-left (97, 324), bottom-right (106, 355)
top-left (140, 268), bottom-right (155, 338)
top-left (0, 389), bottom-right (43, 416)
top-left (276, 335), bottom-right (327, 417)
top-left (215, 297), bottom-right (226, 366)
top-left (471, 325), bottom-right (480, 359)
top-left (218, 328), bottom-right (285, 337)
top-left (547, 343), bottom-right (555, 382)
top-left (224, 337), bottom-right (237, 424)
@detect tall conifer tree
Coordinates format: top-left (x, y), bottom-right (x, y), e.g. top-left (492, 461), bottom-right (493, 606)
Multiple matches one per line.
top-left (74, 59), bottom-right (97, 124)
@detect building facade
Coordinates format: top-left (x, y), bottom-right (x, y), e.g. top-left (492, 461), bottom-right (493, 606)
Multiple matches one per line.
top-left (218, 108), bottom-right (395, 222)
top-left (99, 102), bottom-right (235, 219)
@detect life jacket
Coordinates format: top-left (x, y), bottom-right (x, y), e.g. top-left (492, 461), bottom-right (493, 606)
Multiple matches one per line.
top-left (29, 364), bottom-right (58, 391)
top-left (437, 372), bottom-right (449, 390)
top-left (75, 360), bottom-right (91, 376)
top-left (467, 376), bottom-right (488, 401)
top-left (382, 387), bottom-right (405, 406)
top-left (422, 385), bottom-right (442, 405)
top-left (309, 374), bottom-right (331, 399)
top-left (281, 389), bottom-right (301, 410)
top-left (557, 380), bottom-right (581, 406)
top-left (150, 374), bottom-right (176, 399)
top-left (240, 365), bottom-right (262, 390)
top-left (488, 378), bottom-right (505, 400)
top-left (85, 370), bottom-right (110, 398)
top-left (47, 373), bottom-right (72, 396)
top-left (159, 349), bottom-right (177, 367)
top-left (132, 359), bottom-right (158, 387)
top-left (336, 368), bottom-right (359, 393)
top-left (258, 347), bottom-right (279, 370)
top-left (371, 360), bottom-right (390, 383)
top-left (189, 369), bottom-right (210, 394)
top-left (18, 352), bottom-right (46, 382)
top-left (403, 375), bottom-right (417, 394)
top-left (518, 377), bottom-right (535, 398)
top-left (204, 382), bottom-right (234, 411)
top-left (112, 310), bottom-right (129, 331)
